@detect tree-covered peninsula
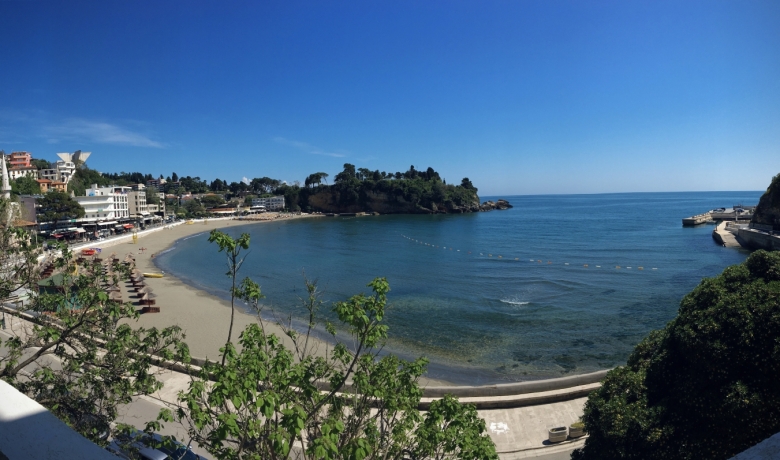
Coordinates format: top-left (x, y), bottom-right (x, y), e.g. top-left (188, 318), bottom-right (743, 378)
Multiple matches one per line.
top-left (278, 163), bottom-right (487, 214)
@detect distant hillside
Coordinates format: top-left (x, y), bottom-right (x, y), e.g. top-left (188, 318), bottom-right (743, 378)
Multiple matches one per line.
top-left (751, 173), bottom-right (780, 231)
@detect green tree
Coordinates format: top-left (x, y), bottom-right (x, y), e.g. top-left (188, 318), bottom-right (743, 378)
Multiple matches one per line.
top-left (172, 172), bottom-right (179, 182)
top-left (11, 175), bottom-right (41, 195)
top-left (183, 199), bottom-right (206, 217)
top-left (160, 233), bottom-right (497, 460)
top-left (573, 250), bottom-right (780, 460)
top-left (36, 191), bottom-right (86, 231)
top-left (251, 177), bottom-right (282, 194)
top-left (0, 243), bottom-right (189, 445)
top-left (207, 230), bottom-right (253, 365)
top-left (31, 158), bottom-right (52, 170)
top-left (460, 178), bottom-right (476, 191)
top-left (145, 187), bottom-right (161, 205)
top-left (335, 163), bottom-right (357, 183)
top-left (200, 194), bottom-right (226, 208)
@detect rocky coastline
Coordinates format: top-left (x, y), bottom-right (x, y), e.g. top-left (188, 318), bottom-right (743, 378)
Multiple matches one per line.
top-left (305, 188), bottom-right (513, 215)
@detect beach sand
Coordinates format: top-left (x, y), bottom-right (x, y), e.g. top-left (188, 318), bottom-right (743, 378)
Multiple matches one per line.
top-left (94, 214), bottom-right (450, 385)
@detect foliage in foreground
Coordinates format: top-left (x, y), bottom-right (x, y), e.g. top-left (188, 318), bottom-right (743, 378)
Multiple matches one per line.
top-left (0, 245), bottom-right (189, 445)
top-left (160, 231), bottom-right (497, 460)
top-left (572, 250), bottom-right (780, 460)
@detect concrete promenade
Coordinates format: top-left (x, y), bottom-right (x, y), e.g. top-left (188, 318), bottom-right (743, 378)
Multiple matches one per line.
top-left (143, 362), bottom-right (595, 459)
top-left (1, 306), bottom-right (596, 459)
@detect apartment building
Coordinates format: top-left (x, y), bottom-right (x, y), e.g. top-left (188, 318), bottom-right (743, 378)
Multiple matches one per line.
top-left (146, 178), bottom-right (166, 192)
top-left (39, 160), bottom-right (77, 184)
top-left (7, 151), bottom-right (32, 168)
top-left (147, 193), bottom-right (166, 216)
top-left (128, 190), bottom-right (148, 218)
top-left (38, 151), bottom-right (91, 184)
top-left (9, 166), bottom-right (38, 180)
top-left (251, 196), bottom-right (285, 211)
top-left (74, 185), bottom-right (130, 222)
top-left (36, 179), bottom-right (67, 193)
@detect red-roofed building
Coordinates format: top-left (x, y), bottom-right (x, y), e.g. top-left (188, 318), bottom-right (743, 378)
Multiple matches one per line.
top-left (37, 179), bottom-right (67, 193)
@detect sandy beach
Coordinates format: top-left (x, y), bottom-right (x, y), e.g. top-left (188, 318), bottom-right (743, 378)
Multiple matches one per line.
top-left (89, 214), bottom-right (451, 385)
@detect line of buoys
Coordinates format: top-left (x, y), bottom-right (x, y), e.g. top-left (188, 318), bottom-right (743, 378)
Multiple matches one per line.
top-left (399, 234), bottom-right (659, 270)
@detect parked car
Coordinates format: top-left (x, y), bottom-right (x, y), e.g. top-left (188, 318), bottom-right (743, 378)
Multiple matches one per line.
top-left (107, 429), bottom-right (205, 460)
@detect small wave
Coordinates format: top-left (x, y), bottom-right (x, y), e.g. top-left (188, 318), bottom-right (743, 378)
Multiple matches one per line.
top-left (181, 232), bottom-right (206, 241)
top-left (500, 299), bottom-right (530, 306)
top-left (156, 247), bottom-right (176, 257)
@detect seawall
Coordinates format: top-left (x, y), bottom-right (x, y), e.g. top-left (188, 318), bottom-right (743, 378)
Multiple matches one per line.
top-left (737, 228), bottom-right (780, 251)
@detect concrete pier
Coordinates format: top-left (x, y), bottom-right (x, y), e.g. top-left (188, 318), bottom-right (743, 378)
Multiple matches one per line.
top-left (712, 221), bottom-right (743, 248)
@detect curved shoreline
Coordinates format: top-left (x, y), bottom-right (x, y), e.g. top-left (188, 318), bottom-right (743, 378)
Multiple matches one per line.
top-left (104, 215), bottom-right (613, 387)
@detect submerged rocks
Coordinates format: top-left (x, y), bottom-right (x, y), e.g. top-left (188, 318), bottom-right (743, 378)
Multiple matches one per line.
top-left (479, 199), bottom-right (513, 211)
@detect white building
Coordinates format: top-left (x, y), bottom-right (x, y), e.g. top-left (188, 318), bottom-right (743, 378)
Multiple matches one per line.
top-left (8, 166), bottom-right (38, 180)
top-left (39, 160), bottom-right (77, 183)
top-left (74, 185), bottom-right (130, 222)
top-left (38, 150), bottom-right (92, 184)
top-left (251, 195), bottom-right (285, 211)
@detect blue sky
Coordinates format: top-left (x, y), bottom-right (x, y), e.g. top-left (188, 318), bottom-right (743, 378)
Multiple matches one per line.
top-left (1, 0), bottom-right (778, 195)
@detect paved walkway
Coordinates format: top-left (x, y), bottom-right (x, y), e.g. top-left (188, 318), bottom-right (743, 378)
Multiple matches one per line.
top-left (713, 221), bottom-right (742, 248)
top-left (2, 311), bottom-right (591, 459)
top-left (144, 366), bottom-right (589, 459)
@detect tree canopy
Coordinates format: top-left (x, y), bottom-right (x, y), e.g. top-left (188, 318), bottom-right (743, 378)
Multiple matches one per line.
top-left (36, 191), bottom-right (85, 229)
top-left (573, 250), bottom-right (780, 460)
top-left (0, 234), bottom-right (189, 446)
top-left (159, 232), bottom-right (497, 460)
top-left (11, 175), bottom-right (41, 195)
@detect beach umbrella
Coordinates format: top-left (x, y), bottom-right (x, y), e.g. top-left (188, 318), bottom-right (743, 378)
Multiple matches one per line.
top-left (140, 292), bottom-right (157, 304)
top-left (136, 286), bottom-right (153, 294)
top-left (106, 285), bottom-right (121, 292)
top-left (109, 292), bottom-right (123, 301)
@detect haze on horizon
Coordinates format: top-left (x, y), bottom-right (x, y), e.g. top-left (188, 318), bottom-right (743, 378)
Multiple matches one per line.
top-left (1, 1), bottom-right (778, 196)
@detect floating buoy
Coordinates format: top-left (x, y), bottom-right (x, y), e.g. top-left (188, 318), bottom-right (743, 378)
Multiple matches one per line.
top-left (584, 264), bottom-right (588, 267)
top-left (564, 263), bottom-right (569, 265)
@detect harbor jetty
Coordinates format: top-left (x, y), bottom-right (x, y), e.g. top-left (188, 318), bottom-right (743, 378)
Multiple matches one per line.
top-left (682, 204), bottom-right (756, 226)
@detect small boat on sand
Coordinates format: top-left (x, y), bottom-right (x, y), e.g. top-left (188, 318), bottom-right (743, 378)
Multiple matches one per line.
top-left (143, 272), bottom-right (165, 278)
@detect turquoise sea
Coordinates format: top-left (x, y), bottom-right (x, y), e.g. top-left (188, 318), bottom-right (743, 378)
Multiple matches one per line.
top-left (155, 191), bottom-right (762, 384)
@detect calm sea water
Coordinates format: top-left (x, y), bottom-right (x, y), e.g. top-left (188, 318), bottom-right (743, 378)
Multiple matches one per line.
top-left (155, 191), bottom-right (761, 384)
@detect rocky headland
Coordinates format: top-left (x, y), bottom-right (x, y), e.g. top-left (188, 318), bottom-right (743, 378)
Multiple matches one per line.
top-left (751, 173), bottom-right (780, 231)
top-left (305, 188), bottom-right (513, 214)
